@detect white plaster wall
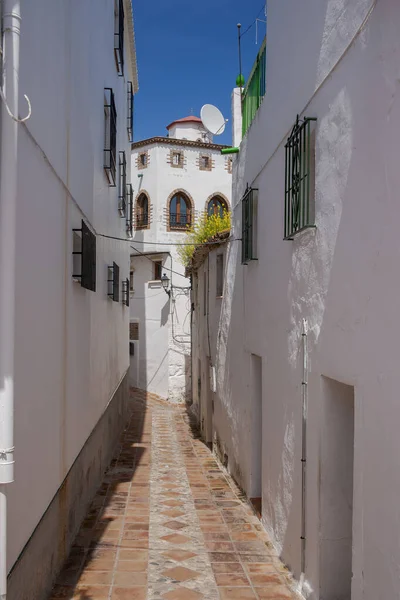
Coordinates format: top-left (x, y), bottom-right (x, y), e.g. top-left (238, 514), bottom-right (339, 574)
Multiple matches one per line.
top-left (8, 0), bottom-right (136, 571)
top-left (168, 122), bottom-right (213, 143)
top-left (130, 133), bottom-right (231, 402)
top-left (205, 0), bottom-right (400, 598)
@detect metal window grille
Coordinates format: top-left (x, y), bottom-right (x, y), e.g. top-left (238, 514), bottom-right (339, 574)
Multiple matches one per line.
top-left (104, 88), bottom-right (117, 186)
top-left (130, 322), bottom-right (139, 340)
top-left (108, 262), bottom-right (120, 301)
top-left (126, 183), bottom-right (133, 237)
top-left (284, 116), bottom-right (317, 240)
top-left (118, 151), bottom-right (127, 217)
top-left (72, 220), bottom-right (96, 291)
top-left (127, 81), bottom-right (134, 142)
top-left (114, 0), bottom-right (124, 76)
top-left (242, 38), bottom-right (266, 137)
top-left (241, 186), bottom-right (258, 265)
top-left (216, 254), bottom-right (224, 297)
top-left (136, 193), bottom-right (149, 229)
top-left (170, 213), bottom-right (191, 229)
top-left (122, 278), bottom-right (129, 306)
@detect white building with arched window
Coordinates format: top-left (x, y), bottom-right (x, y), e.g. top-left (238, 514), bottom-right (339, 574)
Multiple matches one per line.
top-left (129, 116), bottom-right (232, 402)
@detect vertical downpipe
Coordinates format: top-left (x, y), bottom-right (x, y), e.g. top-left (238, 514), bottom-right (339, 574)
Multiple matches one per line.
top-left (0, 2), bottom-right (20, 598)
top-left (300, 318), bottom-right (308, 587)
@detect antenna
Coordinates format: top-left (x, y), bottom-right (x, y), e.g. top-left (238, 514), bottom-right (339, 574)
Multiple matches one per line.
top-left (200, 104), bottom-right (228, 136)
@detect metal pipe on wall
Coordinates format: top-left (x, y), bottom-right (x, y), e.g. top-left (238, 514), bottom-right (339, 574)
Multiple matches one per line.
top-left (300, 318), bottom-right (308, 584)
top-left (0, 2), bottom-right (21, 597)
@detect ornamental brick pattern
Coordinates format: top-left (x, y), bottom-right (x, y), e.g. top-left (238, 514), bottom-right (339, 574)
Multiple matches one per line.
top-left (48, 390), bottom-right (298, 600)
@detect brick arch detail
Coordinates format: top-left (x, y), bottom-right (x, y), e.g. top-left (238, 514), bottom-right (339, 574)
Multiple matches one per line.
top-left (166, 189), bottom-right (195, 231)
top-left (166, 188), bottom-right (195, 213)
top-left (205, 192), bottom-right (231, 214)
top-left (135, 189), bottom-right (151, 230)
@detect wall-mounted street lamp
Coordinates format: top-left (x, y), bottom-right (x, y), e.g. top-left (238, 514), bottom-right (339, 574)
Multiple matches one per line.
top-left (161, 273), bottom-right (170, 296)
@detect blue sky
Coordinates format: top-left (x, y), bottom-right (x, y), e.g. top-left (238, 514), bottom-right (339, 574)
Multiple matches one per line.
top-left (132, 0), bottom-right (267, 146)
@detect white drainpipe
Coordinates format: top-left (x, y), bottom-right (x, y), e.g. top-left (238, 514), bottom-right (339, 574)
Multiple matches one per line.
top-left (0, 2), bottom-right (22, 597)
top-left (299, 318), bottom-right (308, 592)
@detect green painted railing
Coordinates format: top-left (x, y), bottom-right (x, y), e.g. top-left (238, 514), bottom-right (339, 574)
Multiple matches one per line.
top-left (242, 38), bottom-right (266, 137)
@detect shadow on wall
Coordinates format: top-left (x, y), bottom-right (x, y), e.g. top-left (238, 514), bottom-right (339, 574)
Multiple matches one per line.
top-left (49, 389), bottom-right (148, 597)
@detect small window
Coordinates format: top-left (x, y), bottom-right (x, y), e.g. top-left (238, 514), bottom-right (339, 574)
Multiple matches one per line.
top-left (114, 0), bottom-right (124, 76)
top-left (153, 260), bottom-right (162, 281)
top-left (170, 150), bottom-right (184, 168)
top-left (108, 262), bottom-right (120, 302)
top-left (127, 81), bottom-right (134, 142)
top-left (118, 151), bottom-right (127, 217)
top-left (139, 152), bottom-right (148, 168)
top-left (284, 115), bottom-right (317, 239)
top-left (126, 183), bottom-right (133, 237)
top-left (169, 192), bottom-right (192, 230)
top-left (72, 220), bottom-right (96, 291)
top-left (241, 186), bottom-right (258, 264)
top-left (199, 154), bottom-right (211, 171)
top-left (129, 270), bottom-right (134, 291)
top-left (136, 193), bottom-right (149, 229)
top-left (122, 278), bottom-right (130, 306)
top-left (104, 88), bottom-right (117, 186)
top-left (130, 321), bottom-right (139, 340)
top-left (226, 157), bottom-right (233, 174)
top-left (216, 254), bottom-right (224, 297)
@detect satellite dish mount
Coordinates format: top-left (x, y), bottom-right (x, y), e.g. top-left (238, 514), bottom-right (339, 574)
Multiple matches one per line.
top-left (200, 104), bottom-right (228, 137)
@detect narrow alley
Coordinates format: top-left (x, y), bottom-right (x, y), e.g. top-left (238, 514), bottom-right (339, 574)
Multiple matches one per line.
top-left (49, 391), bottom-right (296, 600)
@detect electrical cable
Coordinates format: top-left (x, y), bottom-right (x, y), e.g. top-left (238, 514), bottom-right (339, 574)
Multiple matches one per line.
top-left (99, 232), bottom-right (238, 247)
top-left (240, 4), bottom-right (266, 38)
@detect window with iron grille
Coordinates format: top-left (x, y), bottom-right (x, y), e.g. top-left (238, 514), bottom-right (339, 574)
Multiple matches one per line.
top-left (284, 116), bottom-right (317, 240)
top-left (136, 193), bottom-right (149, 229)
top-left (72, 220), bottom-right (96, 291)
top-left (104, 88), bottom-right (117, 186)
top-left (216, 254), bottom-right (224, 297)
top-left (118, 151), bottom-right (127, 217)
top-left (126, 183), bottom-right (133, 237)
top-left (169, 192), bottom-right (192, 230)
top-left (130, 321), bottom-right (139, 340)
top-left (114, 0), bottom-right (124, 76)
top-left (129, 269), bottom-right (134, 291)
top-left (127, 81), bottom-right (134, 142)
top-left (108, 262), bottom-right (120, 301)
top-left (241, 186), bottom-right (258, 265)
top-left (122, 278), bottom-right (130, 306)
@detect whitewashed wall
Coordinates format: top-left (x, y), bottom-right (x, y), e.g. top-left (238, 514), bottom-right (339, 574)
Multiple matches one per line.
top-left (130, 133), bottom-right (231, 402)
top-left (7, 0), bottom-right (136, 572)
top-left (204, 0), bottom-right (400, 599)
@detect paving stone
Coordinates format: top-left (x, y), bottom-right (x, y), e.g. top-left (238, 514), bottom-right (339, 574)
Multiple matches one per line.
top-left (47, 390), bottom-right (298, 600)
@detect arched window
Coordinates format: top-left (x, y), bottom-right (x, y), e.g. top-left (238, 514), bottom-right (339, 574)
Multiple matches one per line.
top-left (135, 193), bottom-right (149, 229)
top-left (207, 195), bottom-right (229, 218)
top-left (169, 192), bottom-right (192, 230)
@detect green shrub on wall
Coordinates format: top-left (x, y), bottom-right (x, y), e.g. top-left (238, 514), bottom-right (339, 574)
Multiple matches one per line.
top-left (177, 211), bottom-right (231, 267)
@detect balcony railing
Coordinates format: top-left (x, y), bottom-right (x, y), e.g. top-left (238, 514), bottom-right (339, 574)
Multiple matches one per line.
top-left (242, 38), bottom-right (266, 137)
top-left (169, 213), bottom-right (191, 230)
top-left (136, 213), bottom-right (149, 229)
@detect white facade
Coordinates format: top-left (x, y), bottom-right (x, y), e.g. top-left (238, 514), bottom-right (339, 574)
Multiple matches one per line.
top-left (192, 1), bottom-right (400, 599)
top-left (0, 0), bottom-right (137, 591)
top-left (129, 120), bottom-right (231, 402)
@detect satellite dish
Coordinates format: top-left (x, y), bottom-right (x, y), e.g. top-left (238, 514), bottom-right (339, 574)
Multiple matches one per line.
top-left (201, 104), bottom-right (227, 136)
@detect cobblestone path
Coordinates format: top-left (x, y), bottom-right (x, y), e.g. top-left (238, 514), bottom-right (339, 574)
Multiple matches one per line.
top-left (49, 393), bottom-right (298, 599)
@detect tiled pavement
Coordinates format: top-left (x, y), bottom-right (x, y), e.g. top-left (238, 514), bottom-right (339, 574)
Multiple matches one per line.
top-left (49, 393), bottom-right (299, 600)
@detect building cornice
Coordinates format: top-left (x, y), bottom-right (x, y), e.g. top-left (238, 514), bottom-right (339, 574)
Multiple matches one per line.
top-left (124, 0), bottom-right (139, 92)
top-left (131, 137), bottom-right (229, 151)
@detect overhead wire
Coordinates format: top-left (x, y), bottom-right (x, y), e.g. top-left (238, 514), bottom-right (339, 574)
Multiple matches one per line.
top-left (239, 3), bottom-right (266, 38)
